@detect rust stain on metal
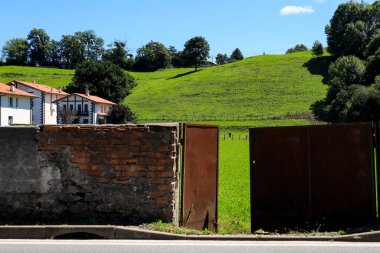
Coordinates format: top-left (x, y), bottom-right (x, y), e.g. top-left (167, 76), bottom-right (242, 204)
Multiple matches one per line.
top-left (250, 123), bottom-right (375, 232)
top-left (181, 123), bottom-right (219, 231)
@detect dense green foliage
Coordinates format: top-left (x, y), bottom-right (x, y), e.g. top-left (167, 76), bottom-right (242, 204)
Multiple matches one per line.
top-left (106, 104), bottom-right (137, 124)
top-left (325, 1), bottom-right (380, 58)
top-left (215, 53), bottom-right (229, 65)
top-left (312, 40), bottom-right (324, 57)
top-left (103, 41), bottom-right (134, 70)
top-left (315, 0), bottom-right (380, 122)
top-left (65, 61), bottom-right (136, 103)
top-left (229, 48), bottom-right (244, 61)
top-left (27, 28), bottom-right (51, 66)
top-left (1, 38), bottom-right (28, 65)
top-left (286, 44), bottom-right (308, 54)
top-left (134, 41), bottom-right (171, 71)
top-left (182, 36), bottom-right (210, 70)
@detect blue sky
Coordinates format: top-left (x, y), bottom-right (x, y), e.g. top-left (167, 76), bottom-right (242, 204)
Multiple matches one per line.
top-left (0, 0), bottom-right (375, 59)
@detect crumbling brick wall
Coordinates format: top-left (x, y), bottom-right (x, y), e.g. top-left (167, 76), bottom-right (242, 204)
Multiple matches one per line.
top-left (0, 124), bottom-right (180, 225)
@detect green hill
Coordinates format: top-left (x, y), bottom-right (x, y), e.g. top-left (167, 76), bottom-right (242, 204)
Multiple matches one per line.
top-left (125, 51), bottom-right (331, 125)
top-left (0, 65), bottom-right (73, 87)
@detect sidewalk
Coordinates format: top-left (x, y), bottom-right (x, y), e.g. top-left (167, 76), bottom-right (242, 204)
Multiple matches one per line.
top-left (0, 226), bottom-right (379, 242)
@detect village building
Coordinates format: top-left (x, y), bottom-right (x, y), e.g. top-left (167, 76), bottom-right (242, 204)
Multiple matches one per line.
top-left (54, 90), bottom-right (116, 124)
top-left (9, 80), bottom-right (69, 125)
top-left (0, 82), bottom-right (37, 126)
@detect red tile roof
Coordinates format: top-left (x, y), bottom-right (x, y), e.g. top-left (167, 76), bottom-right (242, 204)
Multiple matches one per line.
top-left (53, 93), bottom-right (116, 105)
top-left (74, 93), bottom-right (116, 105)
top-left (0, 82), bottom-right (37, 97)
top-left (10, 80), bottom-right (69, 95)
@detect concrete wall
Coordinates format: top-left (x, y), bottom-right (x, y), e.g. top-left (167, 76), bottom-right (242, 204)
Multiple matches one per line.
top-left (0, 124), bottom-right (180, 225)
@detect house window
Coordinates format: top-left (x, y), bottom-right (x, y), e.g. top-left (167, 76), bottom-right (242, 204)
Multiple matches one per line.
top-left (8, 116), bottom-right (13, 125)
top-left (69, 104), bottom-right (74, 111)
top-left (84, 104), bottom-right (89, 113)
top-left (16, 98), bottom-right (18, 108)
top-left (77, 104), bottom-right (81, 113)
top-left (9, 97), bottom-right (13, 107)
top-left (83, 119), bottom-right (89, 124)
top-left (63, 104), bottom-right (67, 110)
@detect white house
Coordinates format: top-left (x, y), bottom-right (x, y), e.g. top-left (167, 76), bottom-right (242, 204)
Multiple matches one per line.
top-left (9, 80), bottom-right (68, 125)
top-left (54, 90), bottom-right (116, 124)
top-left (0, 82), bottom-right (37, 126)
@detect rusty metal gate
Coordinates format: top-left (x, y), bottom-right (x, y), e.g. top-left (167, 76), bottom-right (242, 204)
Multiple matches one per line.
top-left (250, 123), bottom-right (376, 231)
top-left (181, 123), bottom-right (219, 230)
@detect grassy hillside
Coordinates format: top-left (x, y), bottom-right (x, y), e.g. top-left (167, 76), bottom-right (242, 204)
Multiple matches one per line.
top-left (0, 65), bottom-right (73, 87)
top-left (126, 51), bottom-right (331, 123)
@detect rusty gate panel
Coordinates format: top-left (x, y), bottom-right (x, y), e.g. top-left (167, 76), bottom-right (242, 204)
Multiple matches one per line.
top-left (181, 123), bottom-right (219, 231)
top-left (250, 123), bottom-right (376, 232)
top-left (250, 127), bottom-right (310, 231)
top-left (309, 123), bottom-right (374, 226)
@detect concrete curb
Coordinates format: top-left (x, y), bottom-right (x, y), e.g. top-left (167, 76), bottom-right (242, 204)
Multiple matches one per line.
top-left (0, 226), bottom-right (379, 241)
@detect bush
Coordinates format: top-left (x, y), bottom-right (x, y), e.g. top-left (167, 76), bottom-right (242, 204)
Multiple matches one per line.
top-left (65, 61), bottom-right (136, 103)
top-left (286, 44), bottom-right (308, 54)
top-left (106, 104), bottom-right (137, 124)
top-left (327, 56), bottom-right (366, 88)
top-left (312, 40), bottom-right (324, 57)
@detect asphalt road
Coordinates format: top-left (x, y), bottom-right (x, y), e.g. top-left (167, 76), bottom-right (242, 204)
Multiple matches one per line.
top-left (0, 240), bottom-right (380, 253)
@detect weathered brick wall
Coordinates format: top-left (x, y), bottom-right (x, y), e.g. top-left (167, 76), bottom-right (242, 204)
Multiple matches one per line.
top-left (0, 124), bottom-right (179, 225)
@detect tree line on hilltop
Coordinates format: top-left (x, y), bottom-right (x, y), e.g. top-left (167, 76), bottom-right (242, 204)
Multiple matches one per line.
top-left (0, 29), bottom-right (244, 71)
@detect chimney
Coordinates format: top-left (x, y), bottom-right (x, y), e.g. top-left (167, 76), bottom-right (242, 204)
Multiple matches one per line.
top-left (58, 86), bottom-right (62, 93)
top-left (33, 80), bottom-right (36, 84)
top-left (85, 88), bottom-right (90, 96)
top-left (10, 85), bottom-right (15, 92)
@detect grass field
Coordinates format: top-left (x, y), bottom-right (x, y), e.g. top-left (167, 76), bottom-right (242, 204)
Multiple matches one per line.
top-left (0, 51), bottom-right (329, 234)
top-left (0, 65), bottom-right (73, 87)
top-left (125, 51), bottom-right (331, 121)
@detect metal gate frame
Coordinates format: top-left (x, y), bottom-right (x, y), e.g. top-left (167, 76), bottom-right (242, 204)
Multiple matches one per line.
top-left (180, 123), bottom-right (219, 231)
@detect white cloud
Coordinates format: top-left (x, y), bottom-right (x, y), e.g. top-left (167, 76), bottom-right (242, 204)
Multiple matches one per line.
top-left (280, 6), bottom-right (315, 15)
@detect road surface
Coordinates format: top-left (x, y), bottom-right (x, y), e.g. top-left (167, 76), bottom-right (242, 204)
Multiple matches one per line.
top-left (0, 240), bottom-right (379, 253)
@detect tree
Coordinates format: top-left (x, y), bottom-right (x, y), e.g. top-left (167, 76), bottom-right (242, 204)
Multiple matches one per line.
top-left (311, 40), bottom-right (324, 57)
top-left (215, 53), bottom-right (229, 65)
top-left (325, 1), bottom-right (368, 57)
top-left (134, 41), bottom-right (171, 71)
top-left (74, 30), bottom-right (104, 61)
top-left (315, 55), bottom-right (366, 122)
top-left (48, 39), bottom-right (61, 67)
top-left (27, 28), bottom-right (51, 66)
top-left (365, 48), bottom-right (380, 84)
top-left (1, 38), bottom-right (28, 65)
top-left (65, 61), bottom-right (137, 103)
top-left (58, 108), bottom-right (77, 124)
top-left (182, 36), bottom-right (210, 70)
top-left (365, 30), bottom-right (380, 57)
top-left (103, 41), bottom-right (134, 70)
top-left (327, 55), bottom-right (366, 89)
top-left (286, 44), bottom-right (308, 54)
top-left (345, 81), bottom-right (380, 122)
top-left (106, 104), bottom-right (137, 124)
top-left (168, 46), bottom-right (183, 67)
top-left (59, 35), bottom-right (84, 68)
top-left (229, 48), bottom-right (244, 61)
